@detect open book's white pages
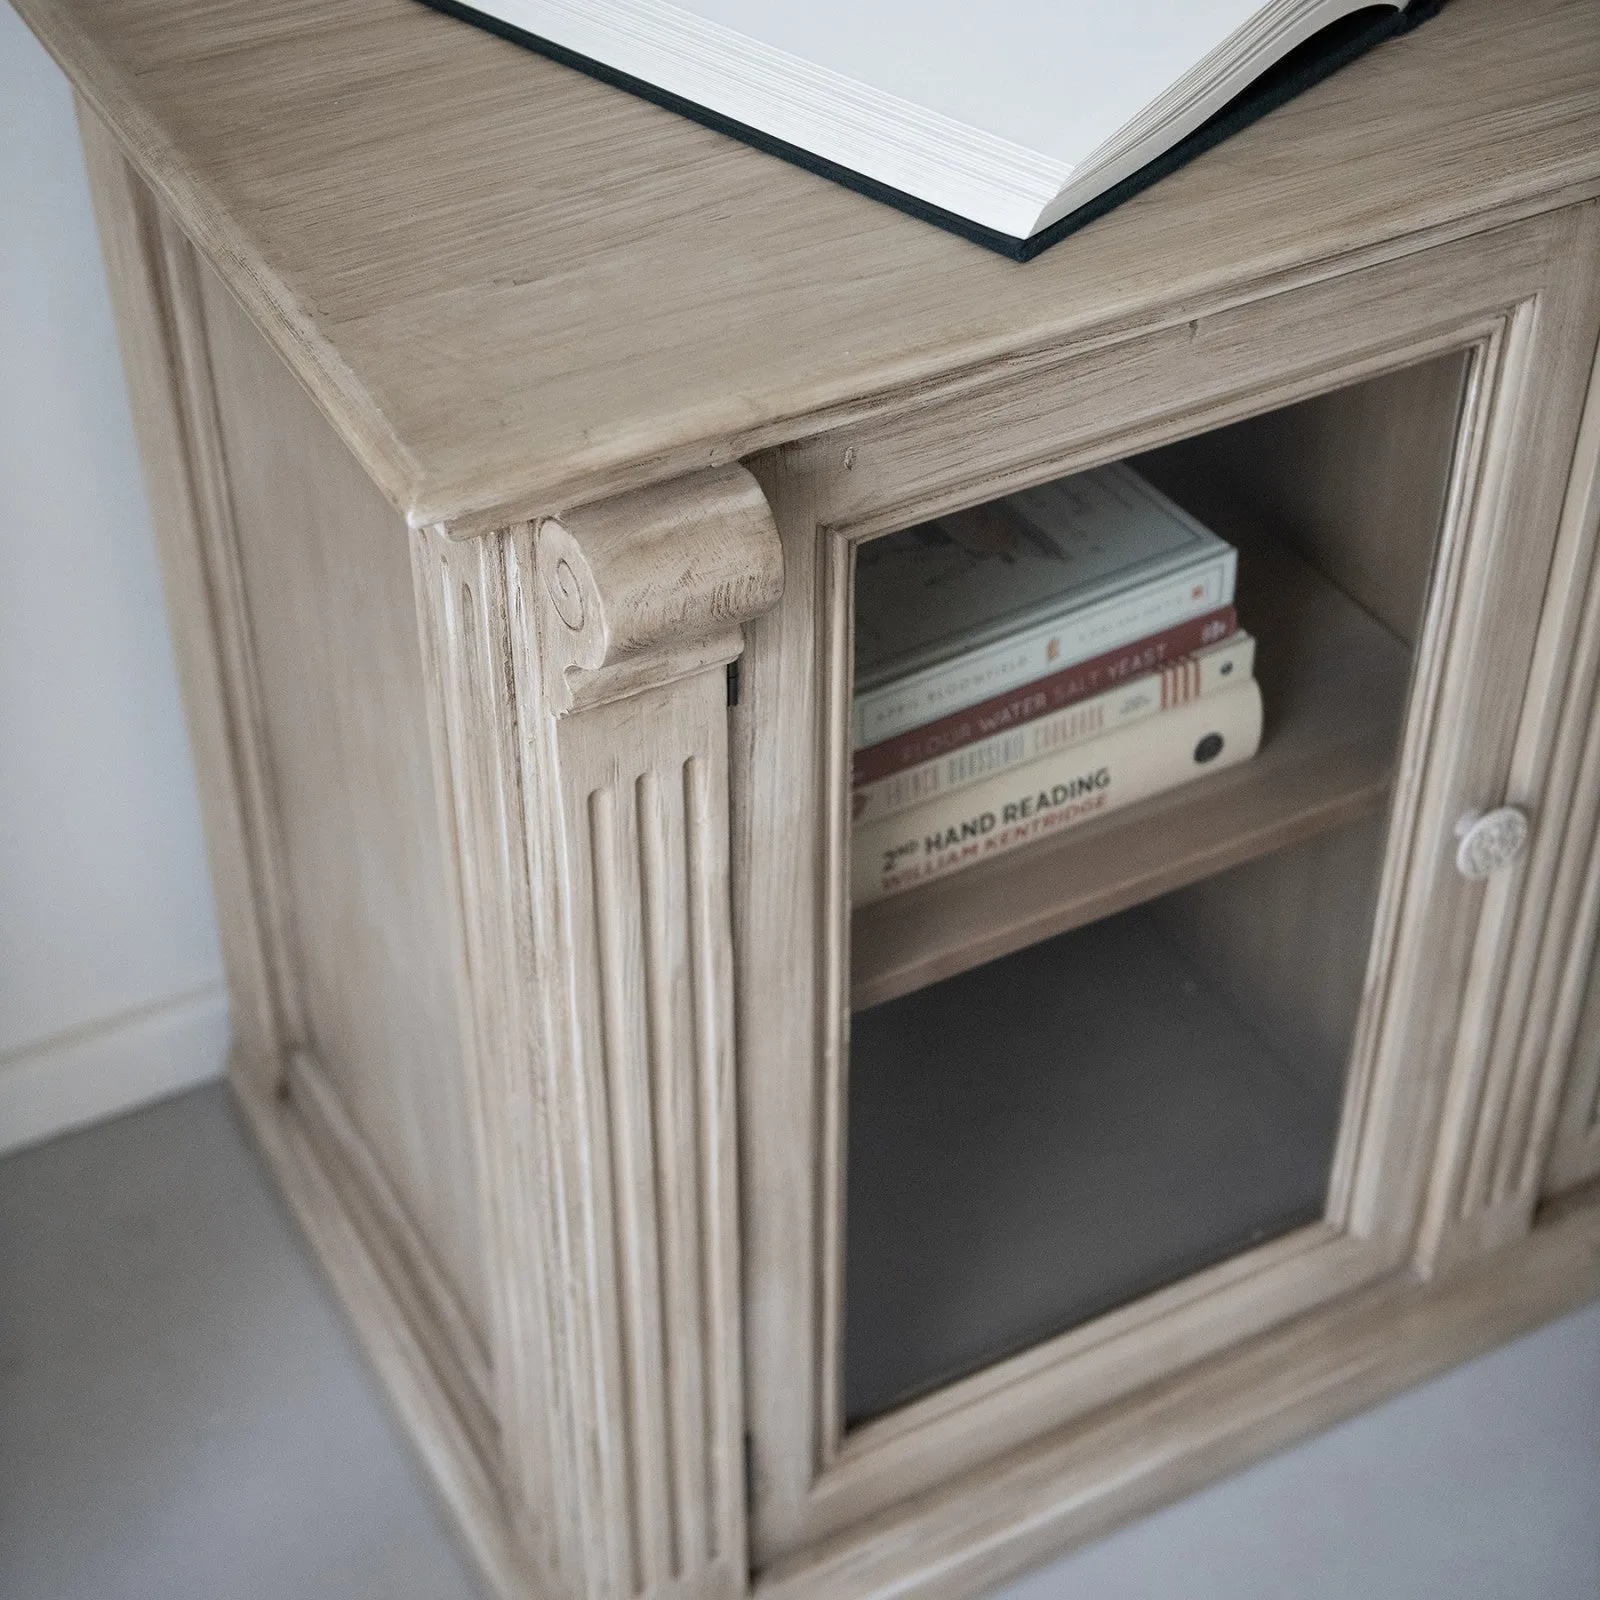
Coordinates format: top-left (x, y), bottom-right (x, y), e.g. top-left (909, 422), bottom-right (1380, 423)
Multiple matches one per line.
top-left (460, 0), bottom-right (1402, 237)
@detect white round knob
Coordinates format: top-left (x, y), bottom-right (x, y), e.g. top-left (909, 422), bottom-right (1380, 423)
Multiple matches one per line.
top-left (1454, 806), bottom-right (1530, 880)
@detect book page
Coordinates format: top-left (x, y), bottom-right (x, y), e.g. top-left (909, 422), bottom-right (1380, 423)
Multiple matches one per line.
top-left (674, 0), bottom-right (1266, 165)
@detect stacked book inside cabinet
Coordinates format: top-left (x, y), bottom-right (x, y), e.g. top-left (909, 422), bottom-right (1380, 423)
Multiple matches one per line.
top-left (849, 450), bottom-right (1416, 1012)
top-left (851, 463), bottom-right (1259, 905)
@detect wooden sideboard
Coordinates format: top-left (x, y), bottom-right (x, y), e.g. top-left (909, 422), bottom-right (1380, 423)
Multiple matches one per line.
top-left (19, 0), bottom-right (1600, 1595)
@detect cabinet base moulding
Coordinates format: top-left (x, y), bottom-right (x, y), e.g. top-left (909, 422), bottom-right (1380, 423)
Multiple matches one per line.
top-left (229, 1057), bottom-right (528, 1600)
top-left (233, 1027), bottom-right (1600, 1600)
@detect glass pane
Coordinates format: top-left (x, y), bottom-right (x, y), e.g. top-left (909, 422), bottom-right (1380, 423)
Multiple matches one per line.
top-left (843, 353), bottom-right (1466, 1424)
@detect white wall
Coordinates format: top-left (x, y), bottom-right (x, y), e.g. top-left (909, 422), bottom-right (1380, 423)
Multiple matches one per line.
top-left (1, 2), bottom-right (228, 1153)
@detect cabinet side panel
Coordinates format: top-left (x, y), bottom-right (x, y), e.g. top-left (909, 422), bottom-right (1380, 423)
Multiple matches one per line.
top-left (194, 262), bottom-right (488, 1342)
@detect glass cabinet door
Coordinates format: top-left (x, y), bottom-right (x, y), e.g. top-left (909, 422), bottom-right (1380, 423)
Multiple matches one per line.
top-left (842, 356), bottom-right (1464, 1421)
top-left (735, 207), bottom-right (1600, 1571)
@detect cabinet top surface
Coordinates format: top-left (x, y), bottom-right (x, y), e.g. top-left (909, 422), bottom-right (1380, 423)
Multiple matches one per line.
top-left (22, 0), bottom-right (1600, 530)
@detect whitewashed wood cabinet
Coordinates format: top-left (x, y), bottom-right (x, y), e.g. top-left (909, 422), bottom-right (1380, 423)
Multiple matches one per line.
top-left (20, 0), bottom-right (1600, 1596)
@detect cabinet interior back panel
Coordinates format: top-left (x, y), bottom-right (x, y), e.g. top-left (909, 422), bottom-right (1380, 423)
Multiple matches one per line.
top-left (845, 899), bottom-right (1340, 1423)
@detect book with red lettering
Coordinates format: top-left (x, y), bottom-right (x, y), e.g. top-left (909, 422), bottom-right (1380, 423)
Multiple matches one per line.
top-left (853, 629), bottom-right (1254, 826)
top-left (853, 606), bottom-right (1237, 791)
top-left (852, 464), bottom-right (1237, 752)
top-left (852, 677), bottom-right (1263, 905)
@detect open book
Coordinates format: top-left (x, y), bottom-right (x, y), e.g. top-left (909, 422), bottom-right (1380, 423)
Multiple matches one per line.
top-left (419, 0), bottom-right (1438, 259)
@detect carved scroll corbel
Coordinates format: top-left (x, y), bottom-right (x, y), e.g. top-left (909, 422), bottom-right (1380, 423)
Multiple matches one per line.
top-left (536, 464), bottom-right (783, 713)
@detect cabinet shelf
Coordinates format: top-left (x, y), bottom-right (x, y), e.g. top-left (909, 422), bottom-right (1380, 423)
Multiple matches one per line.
top-left (850, 535), bottom-right (1412, 1012)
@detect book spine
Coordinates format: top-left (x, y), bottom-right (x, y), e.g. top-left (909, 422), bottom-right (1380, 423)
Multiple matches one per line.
top-left (852, 678), bottom-right (1263, 905)
top-left (853, 605), bottom-right (1236, 786)
top-left (852, 630), bottom-right (1255, 825)
top-left (852, 547), bottom-right (1236, 749)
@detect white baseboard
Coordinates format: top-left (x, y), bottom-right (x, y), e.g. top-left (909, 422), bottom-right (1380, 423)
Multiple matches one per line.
top-left (0, 984), bottom-right (230, 1157)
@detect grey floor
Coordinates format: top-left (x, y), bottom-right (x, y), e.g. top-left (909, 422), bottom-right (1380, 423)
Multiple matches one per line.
top-left (2, 1086), bottom-right (1598, 1600)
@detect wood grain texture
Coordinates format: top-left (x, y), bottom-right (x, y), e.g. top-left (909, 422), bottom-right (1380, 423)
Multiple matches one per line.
top-left (410, 524), bottom-right (572, 1592)
top-left (284, 1046), bottom-right (493, 1451)
top-left (731, 444), bottom-right (835, 1565)
top-left (18, 0), bottom-right (1600, 530)
top-left (1529, 347), bottom-right (1600, 1198)
top-left (1447, 333), bottom-right (1600, 1216)
top-left (558, 686), bottom-right (745, 1600)
top-left (1548, 957), bottom-right (1600, 1194)
top-left (537, 478), bottom-right (776, 1599)
top-left (1411, 272), bottom-right (1600, 1271)
top-left (412, 471), bottom-right (778, 1600)
top-left (734, 230), bottom-right (1572, 1559)
top-left (192, 240), bottom-right (490, 1340)
top-left (541, 466), bottom-right (784, 712)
